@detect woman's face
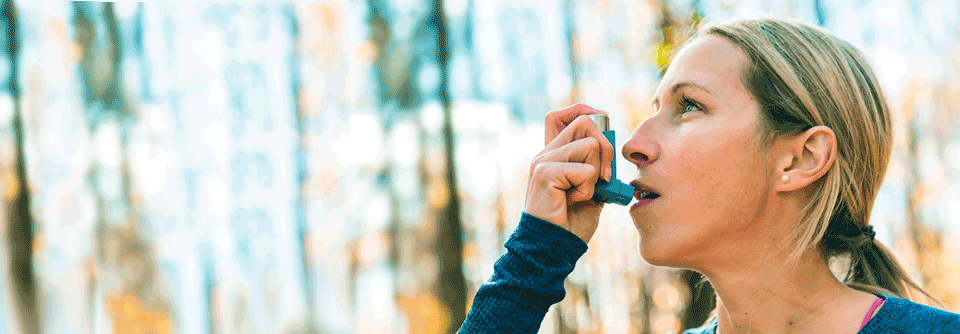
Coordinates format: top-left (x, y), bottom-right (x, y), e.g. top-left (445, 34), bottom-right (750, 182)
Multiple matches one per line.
top-left (623, 35), bottom-right (777, 269)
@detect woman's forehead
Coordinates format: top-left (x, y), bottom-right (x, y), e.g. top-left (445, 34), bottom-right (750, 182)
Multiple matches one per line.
top-left (654, 35), bottom-right (749, 98)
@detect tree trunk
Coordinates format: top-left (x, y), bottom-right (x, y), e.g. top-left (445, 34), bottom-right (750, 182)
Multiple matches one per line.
top-left (2, 1), bottom-right (38, 333)
top-left (431, 0), bottom-right (467, 331)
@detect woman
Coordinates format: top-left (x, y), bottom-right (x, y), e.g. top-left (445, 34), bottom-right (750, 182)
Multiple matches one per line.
top-left (458, 18), bottom-right (960, 333)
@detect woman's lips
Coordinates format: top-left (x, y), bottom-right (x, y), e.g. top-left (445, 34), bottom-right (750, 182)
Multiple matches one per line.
top-left (629, 180), bottom-right (661, 212)
top-left (630, 197), bottom-right (657, 211)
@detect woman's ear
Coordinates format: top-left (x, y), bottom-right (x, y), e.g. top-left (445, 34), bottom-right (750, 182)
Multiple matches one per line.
top-left (777, 125), bottom-right (837, 191)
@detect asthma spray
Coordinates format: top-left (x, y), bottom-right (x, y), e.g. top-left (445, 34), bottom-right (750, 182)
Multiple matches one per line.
top-left (587, 114), bottom-right (635, 206)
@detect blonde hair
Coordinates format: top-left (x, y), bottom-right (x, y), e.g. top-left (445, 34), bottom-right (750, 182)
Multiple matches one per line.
top-left (694, 18), bottom-right (941, 305)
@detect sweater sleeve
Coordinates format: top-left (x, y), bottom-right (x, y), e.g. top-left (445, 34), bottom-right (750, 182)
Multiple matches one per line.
top-left (457, 212), bottom-right (589, 333)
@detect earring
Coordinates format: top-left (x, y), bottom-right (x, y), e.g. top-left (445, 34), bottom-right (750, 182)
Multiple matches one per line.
top-left (782, 174), bottom-right (790, 182)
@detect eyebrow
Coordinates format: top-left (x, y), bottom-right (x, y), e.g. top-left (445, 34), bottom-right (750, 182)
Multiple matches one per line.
top-left (651, 81), bottom-right (714, 105)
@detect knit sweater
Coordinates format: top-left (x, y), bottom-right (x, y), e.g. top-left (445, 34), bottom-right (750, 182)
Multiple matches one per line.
top-left (458, 213), bottom-right (960, 333)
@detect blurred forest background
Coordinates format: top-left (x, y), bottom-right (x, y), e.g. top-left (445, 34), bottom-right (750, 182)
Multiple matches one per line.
top-left (0, 0), bottom-right (958, 333)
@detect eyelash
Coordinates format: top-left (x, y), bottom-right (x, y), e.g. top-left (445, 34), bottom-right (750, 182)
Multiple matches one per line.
top-left (679, 96), bottom-right (702, 114)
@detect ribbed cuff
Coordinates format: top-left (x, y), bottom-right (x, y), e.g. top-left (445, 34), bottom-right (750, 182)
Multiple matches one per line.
top-left (489, 213), bottom-right (588, 298)
top-left (512, 212), bottom-right (589, 259)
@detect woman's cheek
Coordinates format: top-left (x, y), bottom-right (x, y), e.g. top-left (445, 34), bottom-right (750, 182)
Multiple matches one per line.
top-left (666, 128), bottom-right (749, 234)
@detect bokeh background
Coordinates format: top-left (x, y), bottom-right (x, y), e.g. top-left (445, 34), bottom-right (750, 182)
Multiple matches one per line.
top-left (0, 0), bottom-right (958, 333)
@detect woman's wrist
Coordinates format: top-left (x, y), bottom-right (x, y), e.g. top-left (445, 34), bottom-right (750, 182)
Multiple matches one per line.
top-left (509, 212), bottom-right (588, 263)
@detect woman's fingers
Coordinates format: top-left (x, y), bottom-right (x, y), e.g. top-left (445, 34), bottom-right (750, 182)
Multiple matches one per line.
top-left (536, 137), bottom-right (603, 183)
top-left (528, 137), bottom-right (603, 205)
top-left (525, 159), bottom-right (602, 242)
top-left (545, 104), bottom-right (608, 145)
top-left (543, 115), bottom-right (614, 182)
top-left (548, 162), bottom-right (598, 202)
top-left (530, 161), bottom-right (599, 207)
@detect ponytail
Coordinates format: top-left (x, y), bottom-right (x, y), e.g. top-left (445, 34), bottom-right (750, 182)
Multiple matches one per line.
top-left (847, 239), bottom-right (944, 307)
top-left (823, 207), bottom-right (944, 306)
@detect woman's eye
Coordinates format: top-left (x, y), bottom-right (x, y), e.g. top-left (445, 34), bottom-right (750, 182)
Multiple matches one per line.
top-left (679, 97), bottom-right (702, 114)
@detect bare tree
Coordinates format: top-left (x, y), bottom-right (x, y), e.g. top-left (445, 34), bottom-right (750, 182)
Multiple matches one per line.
top-left (74, 2), bottom-right (170, 331)
top-left (2, 2), bottom-right (39, 333)
top-left (429, 0), bottom-right (468, 331)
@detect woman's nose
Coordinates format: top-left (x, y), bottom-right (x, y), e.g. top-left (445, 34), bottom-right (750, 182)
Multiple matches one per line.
top-left (622, 119), bottom-right (658, 167)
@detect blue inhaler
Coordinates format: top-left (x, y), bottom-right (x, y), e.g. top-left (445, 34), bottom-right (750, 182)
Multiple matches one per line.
top-left (587, 114), bottom-right (635, 206)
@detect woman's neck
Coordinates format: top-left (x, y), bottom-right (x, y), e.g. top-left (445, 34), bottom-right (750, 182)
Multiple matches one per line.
top-left (703, 250), bottom-right (876, 334)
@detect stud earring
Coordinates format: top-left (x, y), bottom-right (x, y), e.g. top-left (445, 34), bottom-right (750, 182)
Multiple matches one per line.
top-left (782, 174), bottom-right (789, 182)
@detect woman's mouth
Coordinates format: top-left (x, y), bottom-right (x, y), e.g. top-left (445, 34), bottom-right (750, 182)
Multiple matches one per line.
top-left (637, 189), bottom-right (660, 199)
top-left (630, 184), bottom-right (660, 211)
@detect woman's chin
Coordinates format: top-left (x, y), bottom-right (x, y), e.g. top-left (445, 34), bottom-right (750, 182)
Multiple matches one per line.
top-left (635, 237), bottom-right (685, 268)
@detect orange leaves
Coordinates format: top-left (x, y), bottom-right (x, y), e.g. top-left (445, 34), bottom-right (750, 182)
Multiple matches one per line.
top-left (357, 41), bottom-right (379, 63)
top-left (395, 293), bottom-right (451, 334)
top-left (106, 294), bottom-right (174, 334)
top-left (1, 169), bottom-right (18, 201)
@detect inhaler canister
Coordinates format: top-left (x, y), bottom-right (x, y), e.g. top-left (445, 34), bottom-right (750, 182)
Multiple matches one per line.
top-left (587, 114), bottom-right (635, 206)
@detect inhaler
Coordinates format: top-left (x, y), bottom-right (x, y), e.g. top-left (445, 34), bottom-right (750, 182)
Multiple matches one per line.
top-left (586, 114), bottom-right (635, 206)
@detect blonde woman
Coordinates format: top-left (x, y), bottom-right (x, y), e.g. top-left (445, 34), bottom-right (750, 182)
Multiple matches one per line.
top-left (458, 19), bottom-right (960, 333)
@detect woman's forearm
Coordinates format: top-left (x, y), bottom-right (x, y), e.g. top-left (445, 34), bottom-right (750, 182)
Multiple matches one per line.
top-left (458, 213), bottom-right (588, 333)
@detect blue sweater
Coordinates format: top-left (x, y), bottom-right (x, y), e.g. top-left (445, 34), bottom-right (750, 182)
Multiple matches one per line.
top-left (459, 213), bottom-right (960, 333)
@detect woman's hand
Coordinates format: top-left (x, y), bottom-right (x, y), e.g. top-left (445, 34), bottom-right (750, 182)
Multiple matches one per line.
top-left (525, 104), bottom-right (614, 243)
